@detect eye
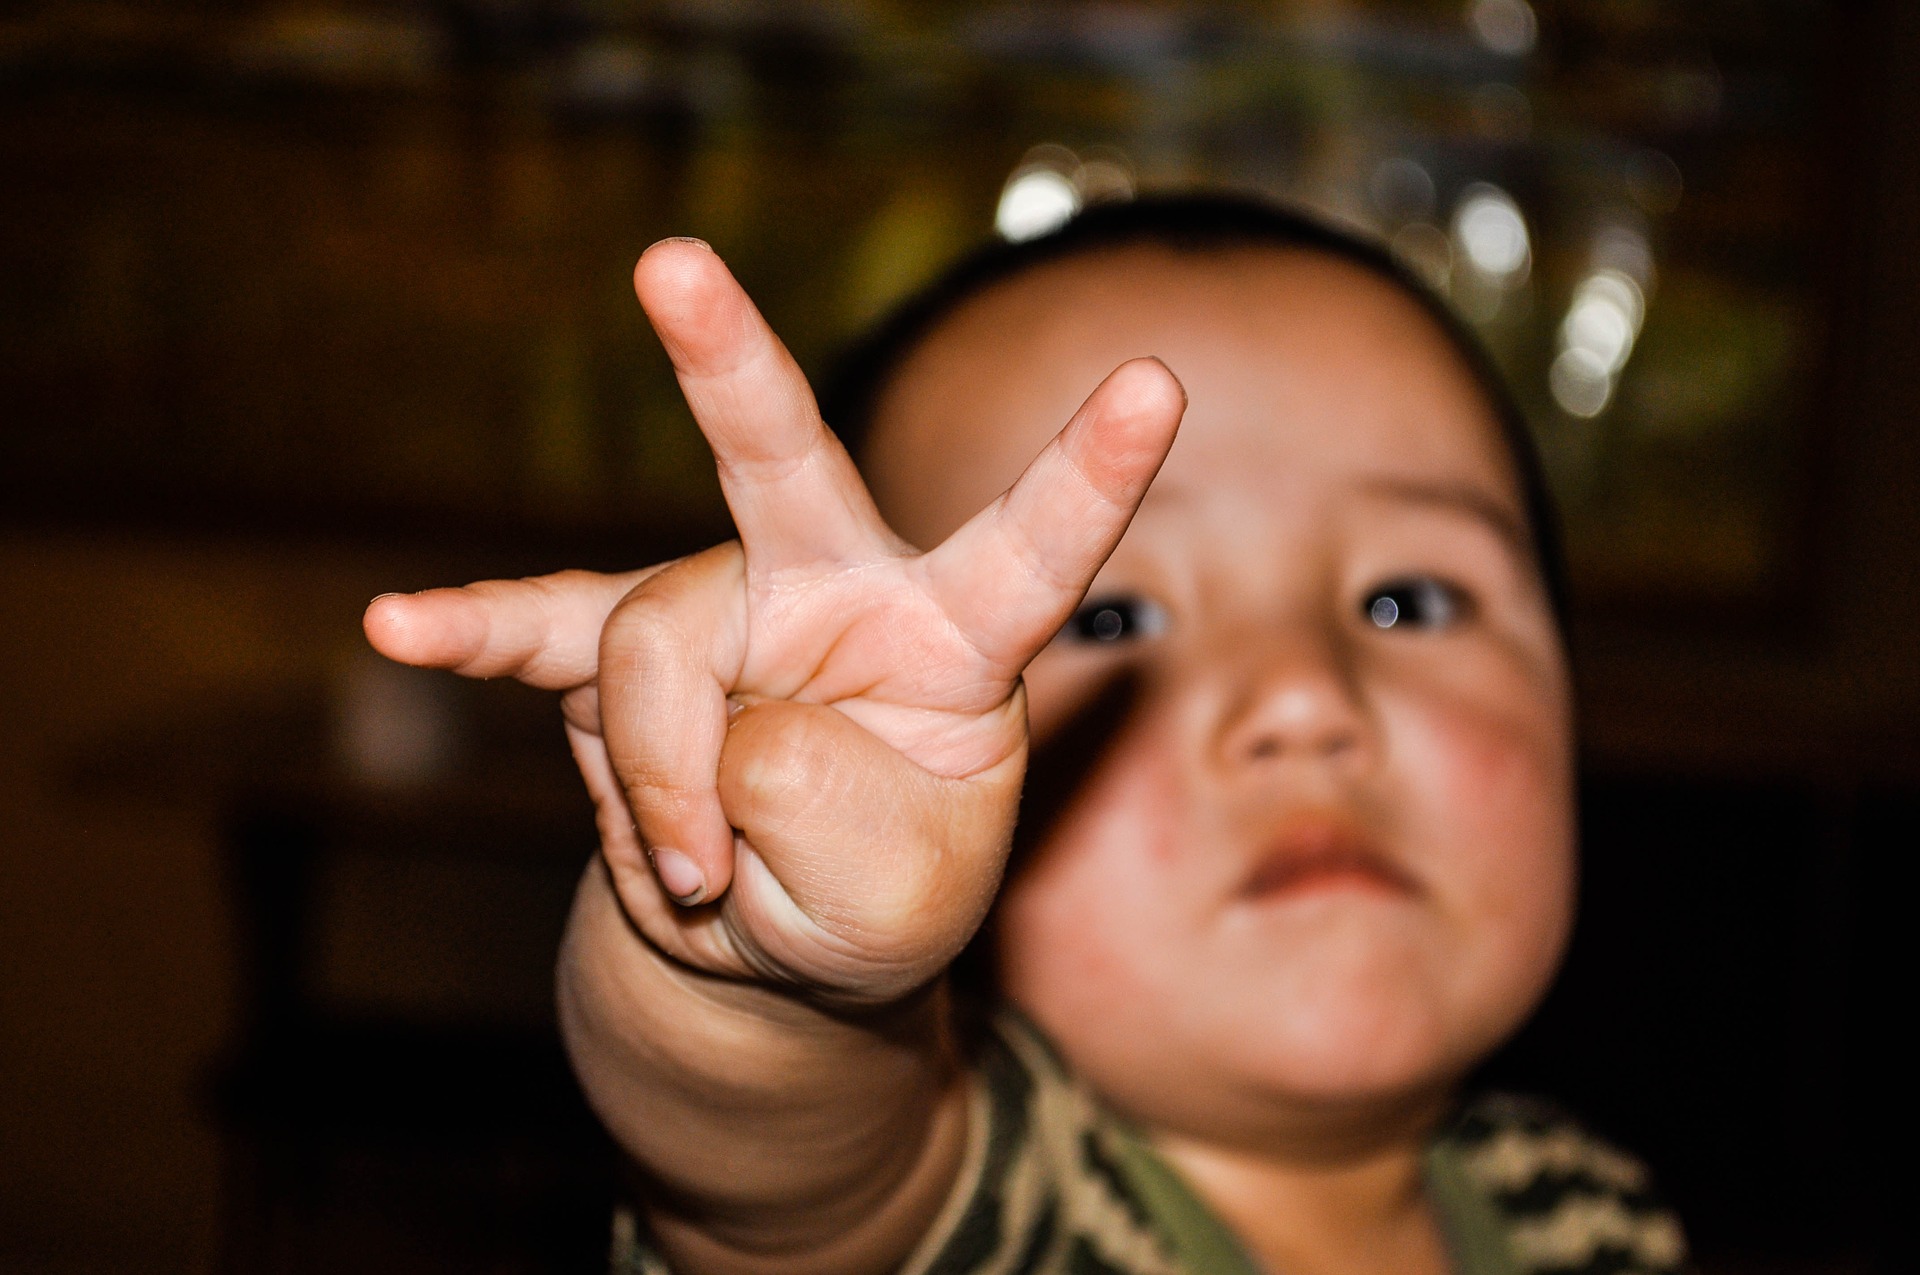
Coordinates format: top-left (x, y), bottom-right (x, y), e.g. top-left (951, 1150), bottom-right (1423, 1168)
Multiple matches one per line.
top-left (1362, 577), bottom-right (1471, 631)
top-left (1060, 595), bottom-right (1168, 645)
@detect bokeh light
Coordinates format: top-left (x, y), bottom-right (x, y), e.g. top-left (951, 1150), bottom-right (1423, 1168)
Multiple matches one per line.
top-left (995, 144), bottom-right (1137, 242)
top-left (1550, 346), bottom-right (1615, 418)
top-left (1370, 156), bottom-right (1437, 223)
top-left (1466, 0), bottom-right (1539, 58)
top-left (1452, 183), bottom-right (1531, 282)
top-left (1552, 268), bottom-right (1649, 418)
top-left (995, 166), bottom-right (1081, 242)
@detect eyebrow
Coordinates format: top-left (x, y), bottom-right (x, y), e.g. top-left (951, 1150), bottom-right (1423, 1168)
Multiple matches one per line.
top-left (1353, 476), bottom-right (1531, 556)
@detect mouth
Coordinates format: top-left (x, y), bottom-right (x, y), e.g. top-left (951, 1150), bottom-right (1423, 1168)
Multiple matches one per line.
top-left (1238, 822), bottom-right (1421, 901)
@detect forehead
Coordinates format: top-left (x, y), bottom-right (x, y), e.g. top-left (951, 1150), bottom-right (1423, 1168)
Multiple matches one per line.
top-left (863, 244), bottom-right (1520, 546)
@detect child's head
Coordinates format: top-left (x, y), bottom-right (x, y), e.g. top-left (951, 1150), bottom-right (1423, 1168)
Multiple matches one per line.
top-left (823, 196), bottom-right (1575, 1148)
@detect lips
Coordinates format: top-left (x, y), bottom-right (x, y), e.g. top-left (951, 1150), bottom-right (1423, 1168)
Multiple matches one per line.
top-left (1238, 821), bottom-right (1421, 900)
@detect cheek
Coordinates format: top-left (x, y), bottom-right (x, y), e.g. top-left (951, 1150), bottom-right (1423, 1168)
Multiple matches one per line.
top-left (994, 717), bottom-right (1192, 1006)
top-left (1393, 673), bottom-right (1576, 997)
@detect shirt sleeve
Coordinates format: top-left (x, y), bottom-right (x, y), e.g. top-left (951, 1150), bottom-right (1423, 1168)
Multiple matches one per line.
top-left (610, 1012), bottom-right (1191, 1275)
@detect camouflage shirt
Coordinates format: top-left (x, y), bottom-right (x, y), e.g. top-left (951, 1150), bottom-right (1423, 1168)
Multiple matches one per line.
top-left (613, 1012), bottom-right (1688, 1275)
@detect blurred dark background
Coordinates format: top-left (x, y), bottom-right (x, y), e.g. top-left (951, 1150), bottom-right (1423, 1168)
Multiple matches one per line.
top-left (0, 2), bottom-right (1910, 1272)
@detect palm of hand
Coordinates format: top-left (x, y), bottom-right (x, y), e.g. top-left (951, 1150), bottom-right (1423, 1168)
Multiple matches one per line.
top-left (738, 552), bottom-right (1028, 770)
top-left (623, 548), bottom-right (1039, 1002)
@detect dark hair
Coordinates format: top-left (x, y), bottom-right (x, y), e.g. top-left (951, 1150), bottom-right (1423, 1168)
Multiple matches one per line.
top-left (817, 191), bottom-right (1569, 630)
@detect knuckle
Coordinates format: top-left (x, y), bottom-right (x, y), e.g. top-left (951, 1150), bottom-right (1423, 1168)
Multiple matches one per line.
top-left (601, 592), bottom-right (694, 678)
top-left (722, 704), bottom-right (834, 811)
top-left (602, 732), bottom-right (702, 816)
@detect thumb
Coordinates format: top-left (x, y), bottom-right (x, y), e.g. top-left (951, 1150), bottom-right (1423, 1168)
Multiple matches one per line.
top-left (715, 700), bottom-right (1021, 997)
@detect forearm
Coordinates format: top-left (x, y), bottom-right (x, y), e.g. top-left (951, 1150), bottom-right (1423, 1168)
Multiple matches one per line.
top-left (557, 858), bottom-right (972, 1274)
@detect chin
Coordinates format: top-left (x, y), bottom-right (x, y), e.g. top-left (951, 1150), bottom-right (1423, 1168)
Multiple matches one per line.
top-left (1216, 934), bottom-right (1557, 1113)
top-left (1010, 928), bottom-right (1534, 1142)
top-left (1203, 985), bottom-right (1471, 1108)
top-left (1024, 983), bottom-right (1475, 1149)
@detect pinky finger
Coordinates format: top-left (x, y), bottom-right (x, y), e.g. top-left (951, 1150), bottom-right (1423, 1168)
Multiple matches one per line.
top-left (566, 720), bottom-right (668, 926)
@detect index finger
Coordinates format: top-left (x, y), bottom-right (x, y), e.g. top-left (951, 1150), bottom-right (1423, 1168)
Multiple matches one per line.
top-left (634, 239), bottom-right (896, 571)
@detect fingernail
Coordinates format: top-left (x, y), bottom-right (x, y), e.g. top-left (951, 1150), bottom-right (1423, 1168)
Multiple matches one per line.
top-left (649, 847), bottom-right (707, 905)
top-left (654, 235), bottom-right (710, 251)
top-left (369, 592), bottom-right (403, 604)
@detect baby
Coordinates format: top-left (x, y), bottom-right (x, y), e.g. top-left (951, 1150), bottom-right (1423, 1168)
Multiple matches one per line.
top-left (366, 196), bottom-right (1687, 1275)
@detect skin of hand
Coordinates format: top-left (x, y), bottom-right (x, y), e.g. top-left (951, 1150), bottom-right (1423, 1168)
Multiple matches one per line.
top-left (364, 239), bottom-right (1184, 1272)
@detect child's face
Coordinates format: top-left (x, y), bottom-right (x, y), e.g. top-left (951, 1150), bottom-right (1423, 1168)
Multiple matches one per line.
top-left (864, 246), bottom-right (1573, 1145)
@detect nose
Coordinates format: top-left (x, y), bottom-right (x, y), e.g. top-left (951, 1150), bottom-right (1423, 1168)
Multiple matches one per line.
top-left (1205, 623), bottom-right (1377, 776)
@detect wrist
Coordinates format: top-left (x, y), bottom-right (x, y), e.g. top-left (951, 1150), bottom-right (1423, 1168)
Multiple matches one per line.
top-left (557, 855), bottom-right (963, 1167)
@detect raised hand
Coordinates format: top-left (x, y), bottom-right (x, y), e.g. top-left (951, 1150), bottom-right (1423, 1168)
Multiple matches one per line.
top-left (368, 238), bottom-right (1183, 1006)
